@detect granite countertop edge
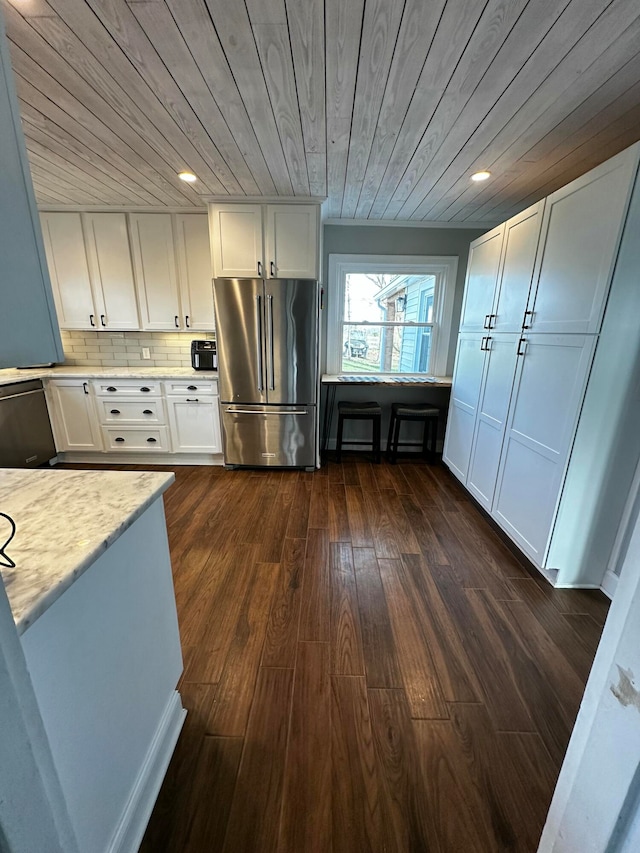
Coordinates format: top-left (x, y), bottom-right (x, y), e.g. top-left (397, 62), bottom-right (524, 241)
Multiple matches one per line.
top-left (0, 366), bottom-right (218, 386)
top-left (1, 470), bottom-right (175, 636)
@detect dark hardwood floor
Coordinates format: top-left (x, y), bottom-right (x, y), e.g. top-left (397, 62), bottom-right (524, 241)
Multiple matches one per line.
top-left (77, 459), bottom-right (610, 852)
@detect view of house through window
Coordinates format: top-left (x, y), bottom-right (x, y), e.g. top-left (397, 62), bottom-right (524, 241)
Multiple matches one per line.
top-left (341, 273), bottom-right (437, 374)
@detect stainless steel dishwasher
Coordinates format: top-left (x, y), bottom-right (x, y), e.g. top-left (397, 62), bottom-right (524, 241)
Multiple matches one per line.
top-left (0, 379), bottom-right (56, 467)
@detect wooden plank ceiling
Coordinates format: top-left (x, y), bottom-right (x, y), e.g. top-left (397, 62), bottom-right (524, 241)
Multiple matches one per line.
top-left (3, 0), bottom-right (640, 222)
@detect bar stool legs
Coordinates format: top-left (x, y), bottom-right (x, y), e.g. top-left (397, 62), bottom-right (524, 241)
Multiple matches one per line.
top-left (387, 403), bottom-right (441, 463)
top-left (336, 401), bottom-right (382, 463)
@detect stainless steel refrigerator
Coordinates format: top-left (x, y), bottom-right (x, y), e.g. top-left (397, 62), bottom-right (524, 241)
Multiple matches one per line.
top-left (213, 277), bottom-right (319, 469)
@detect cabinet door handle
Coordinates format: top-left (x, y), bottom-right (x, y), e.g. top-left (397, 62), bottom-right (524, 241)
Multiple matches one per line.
top-left (175, 315), bottom-right (179, 328)
top-left (517, 337), bottom-right (527, 356)
top-left (523, 309), bottom-right (534, 329)
top-left (140, 386), bottom-right (151, 392)
top-left (142, 409), bottom-right (153, 415)
top-left (110, 409), bottom-right (121, 415)
top-left (100, 314), bottom-right (106, 326)
top-left (488, 313), bottom-right (496, 329)
top-left (83, 382), bottom-right (89, 395)
top-left (115, 437), bottom-right (125, 442)
top-left (186, 398), bottom-right (199, 402)
top-left (146, 437), bottom-right (157, 443)
top-left (185, 315), bottom-right (190, 328)
top-left (483, 314), bottom-right (491, 329)
top-left (89, 314), bottom-right (95, 327)
top-left (480, 336), bottom-right (487, 351)
top-left (106, 386), bottom-right (117, 392)
top-left (270, 261), bottom-right (275, 277)
top-left (257, 261), bottom-right (263, 276)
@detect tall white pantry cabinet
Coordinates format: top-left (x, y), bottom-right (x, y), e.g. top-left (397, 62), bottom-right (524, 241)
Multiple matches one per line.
top-left (443, 142), bottom-right (640, 589)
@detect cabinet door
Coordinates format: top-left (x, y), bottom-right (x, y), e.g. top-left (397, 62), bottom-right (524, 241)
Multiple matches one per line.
top-left (129, 213), bottom-right (181, 330)
top-left (266, 204), bottom-right (319, 279)
top-left (167, 397), bottom-right (221, 453)
top-left (526, 146), bottom-right (638, 333)
top-left (83, 213), bottom-right (139, 330)
top-left (175, 214), bottom-right (215, 331)
top-left (459, 224), bottom-right (504, 332)
top-left (210, 203), bottom-right (263, 278)
top-left (466, 334), bottom-right (520, 510)
top-left (442, 332), bottom-right (487, 482)
top-left (492, 334), bottom-right (596, 566)
top-left (40, 213), bottom-right (96, 330)
top-left (493, 202), bottom-right (544, 333)
top-left (47, 380), bottom-right (102, 451)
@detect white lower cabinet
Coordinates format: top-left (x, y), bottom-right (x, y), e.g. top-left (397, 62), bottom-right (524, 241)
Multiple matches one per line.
top-left (47, 375), bottom-right (221, 460)
top-left (492, 334), bottom-right (596, 565)
top-left (46, 379), bottom-right (102, 452)
top-left (466, 334), bottom-right (520, 511)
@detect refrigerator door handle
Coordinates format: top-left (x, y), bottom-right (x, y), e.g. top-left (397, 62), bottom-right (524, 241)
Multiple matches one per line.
top-left (225, 408), bottom-right (308, 416)
top-left (255, 294), bottom-right (264, 392)
top-left (267, 293), bottom-right (275, 390)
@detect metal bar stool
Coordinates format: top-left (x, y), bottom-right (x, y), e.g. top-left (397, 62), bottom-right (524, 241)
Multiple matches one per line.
top-left (335, 401), bottom-right (382, 463)
top-left (386, 402), bottom-right (441, 464)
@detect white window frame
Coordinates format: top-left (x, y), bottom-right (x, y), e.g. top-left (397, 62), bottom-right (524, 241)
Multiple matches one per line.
top-left (326, 254), bottom-right (458, 376)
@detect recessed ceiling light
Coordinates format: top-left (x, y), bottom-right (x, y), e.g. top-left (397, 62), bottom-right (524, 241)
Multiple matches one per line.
top-left (471, 170), bottom-right (491, 182)
top-left (178, 171), bottom-right (198, 183)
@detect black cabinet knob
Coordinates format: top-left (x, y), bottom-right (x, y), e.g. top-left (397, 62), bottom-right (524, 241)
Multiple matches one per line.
top-left (146, 437), bottom-right (157, 443)
top-left (107, 386), bottom-right (117, 392)
top-left (142, 409), bottom-right (153, 415)
top-left (187, 385), bottom-right (197, 390)
top-left (115, 437), bottom-right (125, 442)
top-left (140, 386), bottom-right (150, 392)
top-left (110, 409), bottom-right (121, 415)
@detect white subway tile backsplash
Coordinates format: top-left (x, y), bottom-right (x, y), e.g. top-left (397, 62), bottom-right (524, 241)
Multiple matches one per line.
top-left (59, 330), bottom-right (213, 367)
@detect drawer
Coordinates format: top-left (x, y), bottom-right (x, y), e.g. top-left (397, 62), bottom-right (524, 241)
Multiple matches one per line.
top-left (163, 380), bottom-right (217, 396)
top-left (101, 426), bottom-right (169, 451)
top-left (97, 399), bottom-right (165, 425)
top-left (92, 379), bottom-right (161, 396)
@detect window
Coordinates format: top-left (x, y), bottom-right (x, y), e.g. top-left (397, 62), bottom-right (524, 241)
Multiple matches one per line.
top-left (326, 254), bottom-right (458, 376)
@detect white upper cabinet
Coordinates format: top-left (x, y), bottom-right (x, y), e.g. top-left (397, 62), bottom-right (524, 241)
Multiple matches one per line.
top-left (41, 212), bottom-right (139, 331)
top-left (210, 202), bottom-right (320, 280)
top-left (458, 224), bottom-right (504, 332)
top-left (265, 204), bottom-right (319, 279)
top-left (492, 201), bottom-right (544, 333)
top-left (210, 203), bottom-right (264, 278)
top-left (129, 213), bottom-right (181, 331)
top-left (83, 213), bottom-right (139, 330)
top-left (41, 212), bottom-right (95, 330)
top-left (174, 214), bottom-right (215, 331)
top-left (526, 146), bottom-right (639, 334)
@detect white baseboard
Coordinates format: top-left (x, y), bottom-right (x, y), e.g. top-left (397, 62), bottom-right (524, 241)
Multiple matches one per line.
top-left (56, 451), bottom-right (223, 466)
top-left (107, 691), bottom-right (186, 853)
top-left (552, 582), bottom-right (602, 589)
top-left (600, 569), bottom-right (619, 600)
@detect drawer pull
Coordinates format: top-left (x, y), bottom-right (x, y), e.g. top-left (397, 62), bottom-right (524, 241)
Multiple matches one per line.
top-left (106, 386), bottom-right (117, 392)
top-left (186, 398), bottom-right (199, 402)
top-left (146, 437), bottom-right (157, 443)
top-left (140, 386), bottom-right (151, 392)
top-left (115, 437), bottom-right (125, 443)
top-left (187, 385), bottom-right (197, 390)
top-left (143, 409), bottom-right (153, 415)
top-left (110, 409), bottom-right (121, 415)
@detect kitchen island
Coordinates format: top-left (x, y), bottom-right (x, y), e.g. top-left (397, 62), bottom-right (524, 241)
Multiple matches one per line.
top-left (0, 468), bottom-right (185, 853)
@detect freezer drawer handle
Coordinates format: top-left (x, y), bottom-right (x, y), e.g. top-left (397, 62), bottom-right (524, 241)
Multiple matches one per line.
top-left (267, 293), bottom-right (275, 390)
top-left (256, 294), bottom-right (264, 392)
top-left (226, 408), bottom-right (308, 416)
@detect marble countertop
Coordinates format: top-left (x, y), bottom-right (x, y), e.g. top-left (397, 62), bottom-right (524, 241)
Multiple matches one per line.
top-left (0, 366), bottom-right (218, 386)
top-left (0, 468), bottom-right (174, 635)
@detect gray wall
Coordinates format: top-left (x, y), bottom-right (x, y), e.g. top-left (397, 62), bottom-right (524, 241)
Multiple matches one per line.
top-left (321, 223), bottom-right (487, 448)
top-left (322, 223), bottom-right (487, 376)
